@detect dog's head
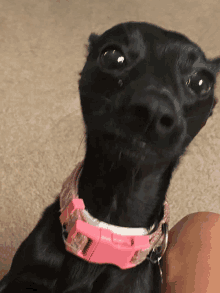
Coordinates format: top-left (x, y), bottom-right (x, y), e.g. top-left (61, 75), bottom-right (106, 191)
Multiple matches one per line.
top-left (79, 22), bottom-right (220, 163)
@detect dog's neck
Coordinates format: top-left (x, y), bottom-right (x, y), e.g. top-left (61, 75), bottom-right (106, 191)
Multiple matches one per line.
top-left (78, 135), bottom-right (176, 231)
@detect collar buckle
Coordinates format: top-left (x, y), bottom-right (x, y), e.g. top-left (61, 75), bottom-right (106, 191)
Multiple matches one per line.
top-left (65, 218), bottom-right (151, 269)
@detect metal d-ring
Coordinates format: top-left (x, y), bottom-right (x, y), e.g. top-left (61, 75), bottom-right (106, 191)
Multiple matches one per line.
top-left (158, 223), bottom-right (169, 284)
top-left (157, 222), bottom-right (169, 261)
top-left (146, 222), bottom-right (169, 264)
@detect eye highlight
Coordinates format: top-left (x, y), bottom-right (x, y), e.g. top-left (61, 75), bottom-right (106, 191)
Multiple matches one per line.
top-left (186, 71), bottom-right (214, 96)
top-left (100, 47), bottom-right (126, 70)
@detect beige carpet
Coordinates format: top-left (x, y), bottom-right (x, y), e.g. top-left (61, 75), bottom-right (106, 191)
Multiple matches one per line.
top-left (1, 0), bottom-right (220, 278)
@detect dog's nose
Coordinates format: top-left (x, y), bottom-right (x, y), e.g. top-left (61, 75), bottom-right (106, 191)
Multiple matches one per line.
top-left (127, 89), bottom-right (181, 140)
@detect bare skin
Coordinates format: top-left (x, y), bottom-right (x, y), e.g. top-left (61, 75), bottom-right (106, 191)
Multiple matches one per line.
top-left (162, 212), bottom-right (220, 292)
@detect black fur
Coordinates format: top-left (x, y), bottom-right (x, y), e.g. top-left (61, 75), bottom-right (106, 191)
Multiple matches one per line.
top-left (1, 21), bottom-right (220, 293)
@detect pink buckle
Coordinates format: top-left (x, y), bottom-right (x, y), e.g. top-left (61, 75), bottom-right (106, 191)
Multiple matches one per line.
top-left (66, 219), bottom-right (151, 269)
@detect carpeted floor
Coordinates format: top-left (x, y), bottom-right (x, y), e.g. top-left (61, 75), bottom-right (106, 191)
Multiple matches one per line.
top-left (1, 0), bottom-right (220, 278)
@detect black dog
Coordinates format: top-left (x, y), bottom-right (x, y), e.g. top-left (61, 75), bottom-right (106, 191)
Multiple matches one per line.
top-left (0, 21), bottom-right (219, 293)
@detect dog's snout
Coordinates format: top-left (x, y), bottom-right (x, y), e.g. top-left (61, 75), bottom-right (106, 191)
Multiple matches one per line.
top-left (127, 89), bottom-right (182, 142)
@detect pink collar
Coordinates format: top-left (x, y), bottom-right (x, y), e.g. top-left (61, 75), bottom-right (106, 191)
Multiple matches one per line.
top-left (59, 161), bottom-right (169, 270)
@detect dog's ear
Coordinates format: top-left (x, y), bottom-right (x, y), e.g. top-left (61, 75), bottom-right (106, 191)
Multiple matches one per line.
top-left (209, 57), bottom-right (220, 74)
top-left (88, 33), bottom-right (100, 53)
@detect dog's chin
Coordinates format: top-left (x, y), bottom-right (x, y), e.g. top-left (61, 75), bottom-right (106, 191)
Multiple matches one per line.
top-left (113, 138), bottom-right (181, 165)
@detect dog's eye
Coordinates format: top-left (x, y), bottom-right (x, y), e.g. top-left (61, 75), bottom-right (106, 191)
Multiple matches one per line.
top-left (186, 71), bottom-right (213, 96)
top-left (100, 47), bottom-right (126, 70)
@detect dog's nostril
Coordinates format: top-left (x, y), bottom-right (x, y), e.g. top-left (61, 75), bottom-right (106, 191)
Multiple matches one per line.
top-left (155, 114), bottom-right (175, 136)
top-left (159, 115), bottom-right (174, 128)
